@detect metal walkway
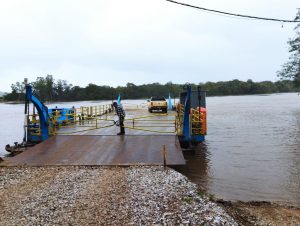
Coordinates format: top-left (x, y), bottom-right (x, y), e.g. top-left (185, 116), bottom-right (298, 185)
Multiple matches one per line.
top-left (6, 135), bottom-right (185, 166)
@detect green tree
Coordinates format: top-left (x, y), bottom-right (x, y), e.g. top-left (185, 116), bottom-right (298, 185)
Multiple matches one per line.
top-left (3, 75), bottom-right (297, 102)
top-left (4, 81), bottom-right (26, 101)
top-left (45, 74), bottom-right (55, 101)
top-left (32, 77), bottom-right (47, 101)
top-left (278, 10), bottom-right (300, 85)
top-left (54, 79), bottom-right (73, 101)
top-left (11, 81), bottom-right (25, 94)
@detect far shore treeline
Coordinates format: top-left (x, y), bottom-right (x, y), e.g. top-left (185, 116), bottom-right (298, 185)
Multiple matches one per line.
top-left (1, 75), bottom-right (298, 102)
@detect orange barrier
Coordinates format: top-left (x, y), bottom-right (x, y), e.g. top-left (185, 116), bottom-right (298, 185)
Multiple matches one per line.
top-left (200, 107), bottom-right (207, 135)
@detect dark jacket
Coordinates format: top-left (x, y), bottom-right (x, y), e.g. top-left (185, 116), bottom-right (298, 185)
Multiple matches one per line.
top-left (116, 105), bottom-right (125, 120)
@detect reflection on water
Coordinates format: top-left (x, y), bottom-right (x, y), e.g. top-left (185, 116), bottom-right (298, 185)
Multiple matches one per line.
top-left (0, 94), bottom-right (299, 206)
top-left (174, 143), bottom-right (211, 190)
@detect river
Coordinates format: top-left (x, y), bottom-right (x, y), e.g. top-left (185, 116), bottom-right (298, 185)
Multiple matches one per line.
top-left (0, 93), bottom-right (299, 206)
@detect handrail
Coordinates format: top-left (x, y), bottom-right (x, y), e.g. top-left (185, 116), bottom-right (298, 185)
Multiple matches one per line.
top-left (26, 104), bottom-right (114, 137)
top-left (26, 103), bottom-right (207, 136)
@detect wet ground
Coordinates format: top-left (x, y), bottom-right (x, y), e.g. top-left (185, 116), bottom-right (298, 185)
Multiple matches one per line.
top-left (222, 201), bottom-right (300, 226)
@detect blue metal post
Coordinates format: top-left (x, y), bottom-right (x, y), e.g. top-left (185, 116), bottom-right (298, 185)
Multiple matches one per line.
top-left (168, 93), bottom-right (172, 110)
top-left (117, 94), bottom-right (121, 106)
top-left (25, 85), bottom-right (49, 141)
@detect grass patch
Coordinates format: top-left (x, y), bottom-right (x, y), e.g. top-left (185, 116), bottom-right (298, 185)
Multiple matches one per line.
top-left (183, 197), bottom-right (193, 204)
top-left (197, 190), bottom-right (205, 198)
top-left (208, 193), bottom-right (215, 201)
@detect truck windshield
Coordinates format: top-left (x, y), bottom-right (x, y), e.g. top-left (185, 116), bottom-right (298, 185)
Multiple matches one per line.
top-left (151, 97), bottom-right (166, 101)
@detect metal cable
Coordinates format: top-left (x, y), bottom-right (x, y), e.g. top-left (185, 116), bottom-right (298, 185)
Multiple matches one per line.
top-left (165, 0), bottom-right (300, 23)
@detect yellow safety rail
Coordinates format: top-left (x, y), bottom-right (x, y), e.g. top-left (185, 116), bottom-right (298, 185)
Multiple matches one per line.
top-left (175, 104), bottom-right (206, 136)
top-left (25, 100), bottom-right (209, 137)
top-left (26, 104), bottom-right (115, 136)
top-left (76, 104), bottom-right (112, 117)
top-left (26, 114), bottom-right (41, 136)
top-left (190, 108), bottom-right (205, 135)
top-left (52, 114), bottom-right (115, 135)
top-left (175, 104), bottom-right (184, 135)
top-left (26, 104), bottom-right (197, 136)
top-left (124, 113), bottom-right (177, 134)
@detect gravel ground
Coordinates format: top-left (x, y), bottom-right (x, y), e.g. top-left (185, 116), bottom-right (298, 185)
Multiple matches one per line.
top-left (0, 166), bottom-right (237, 225)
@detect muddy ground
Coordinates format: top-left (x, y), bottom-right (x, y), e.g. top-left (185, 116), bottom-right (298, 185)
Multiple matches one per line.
top-left (218, 200), bottom-right (300, 225)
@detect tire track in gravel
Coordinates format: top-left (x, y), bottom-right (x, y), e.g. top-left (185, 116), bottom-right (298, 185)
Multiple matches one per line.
top-left (68, 167), bottom-right (132, 225)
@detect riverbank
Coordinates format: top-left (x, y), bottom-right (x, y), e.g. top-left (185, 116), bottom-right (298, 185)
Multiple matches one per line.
top-left (1, 165), bottom-right (299, 225)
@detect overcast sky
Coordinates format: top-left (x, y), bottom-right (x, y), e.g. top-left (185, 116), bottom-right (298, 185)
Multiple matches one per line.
top-left (0, 0), bottom-right (299, 92)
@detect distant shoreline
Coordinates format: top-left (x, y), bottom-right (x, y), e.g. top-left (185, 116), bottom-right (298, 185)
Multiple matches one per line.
top-left (1, 92), bottom-right (299, 105)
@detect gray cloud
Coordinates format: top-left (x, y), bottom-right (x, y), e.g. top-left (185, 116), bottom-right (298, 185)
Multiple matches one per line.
top-left (0, 0), bottom-right (298, 91)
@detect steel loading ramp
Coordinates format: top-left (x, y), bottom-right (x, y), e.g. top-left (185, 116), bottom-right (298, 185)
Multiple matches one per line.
top-left (6, 135), bottom-right (185, 166)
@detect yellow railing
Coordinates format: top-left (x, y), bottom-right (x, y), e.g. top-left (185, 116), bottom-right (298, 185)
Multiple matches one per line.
top-left (175, 104), bottom-right (206, 136)
top-left (26, 103), bottom-right (208, 136)
top-left (51, 106), bottom-right (115, 134)
top-left (26, 114), bottom-right (41, 136)
top-left (190, 108), bottom-right (205, 135)
top-left (76, 104), bottom-right (113, 117)
top-left (175, 104), bottom-right (184, 135)
top-left (124, 113), bottom-right (176, 134)
top-left (54, 116), bottom-right (115, 135)
top-left (26, 104), bottom-right (114, 137)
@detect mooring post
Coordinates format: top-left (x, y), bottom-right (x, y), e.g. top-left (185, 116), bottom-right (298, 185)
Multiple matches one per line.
top-left (163, 145), bottom-right (167, 168)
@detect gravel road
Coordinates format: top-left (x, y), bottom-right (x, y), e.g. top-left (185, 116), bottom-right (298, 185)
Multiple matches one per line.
top-left (0, 166), bottom-right (237, 225)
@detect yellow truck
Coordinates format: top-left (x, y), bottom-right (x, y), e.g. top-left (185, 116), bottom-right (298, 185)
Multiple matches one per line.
top-left (147, 96), bottom-right (168, 113)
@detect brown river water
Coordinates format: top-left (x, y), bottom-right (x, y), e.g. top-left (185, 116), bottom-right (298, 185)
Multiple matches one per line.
top-left (0, 93), bottom-right (299, 206)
